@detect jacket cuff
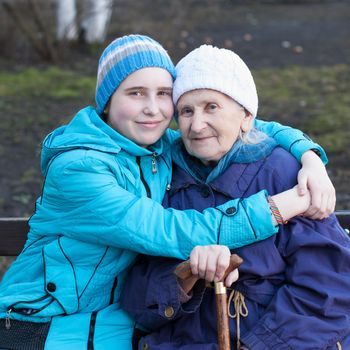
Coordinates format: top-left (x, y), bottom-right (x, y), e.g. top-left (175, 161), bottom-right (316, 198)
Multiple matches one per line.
top-left (289, 138), bottom-right (328, 165)
top-left (180, 279), bottom-right (206, 313)
top-left (149, 271), bottom-right (182, 320)
top-left (216, 190), bottom-right (278, 249)
top-left (147, 270), bottom-right (206, 320)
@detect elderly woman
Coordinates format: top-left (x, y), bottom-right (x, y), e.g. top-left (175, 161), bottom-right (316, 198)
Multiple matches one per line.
top-left (121, 45), bottom-right (350, 350)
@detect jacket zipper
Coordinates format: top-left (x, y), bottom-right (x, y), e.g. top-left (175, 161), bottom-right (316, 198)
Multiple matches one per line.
top-left (5, 308), bottom-right (12, 329)
top-left (109, 277), bottom-right (118, 304)
top-left (87, 311), bottom-right (98, 350)
top-left (136, 156), bottom-right (151, 198)
top-left (151, 152), bottom-right (158, 174)
top-left (5, 293), bottom-right (52, 319)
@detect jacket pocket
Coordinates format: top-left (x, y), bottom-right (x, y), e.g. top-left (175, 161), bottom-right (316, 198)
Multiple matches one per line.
top-left (42, 237), bottom-right (79, 314)
top-left (8, 294), bottom-right (54, 317)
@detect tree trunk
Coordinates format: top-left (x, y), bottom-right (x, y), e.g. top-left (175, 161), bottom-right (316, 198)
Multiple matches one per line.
top-left (81, 0), bottom-right (113, 43)
top-left (56, 0), bottom-right (78, 41)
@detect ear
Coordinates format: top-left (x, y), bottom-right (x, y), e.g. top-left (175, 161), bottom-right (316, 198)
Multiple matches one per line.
top-left (241, 111), bottom-right (254, 132)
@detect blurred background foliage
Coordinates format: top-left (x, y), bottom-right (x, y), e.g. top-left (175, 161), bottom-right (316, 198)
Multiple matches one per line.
top-left (0, 0), bottom-right (349, 218)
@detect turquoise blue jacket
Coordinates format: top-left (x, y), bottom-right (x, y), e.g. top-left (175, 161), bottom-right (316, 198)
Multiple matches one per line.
top-left (0, 106), bottom-right (326, 349)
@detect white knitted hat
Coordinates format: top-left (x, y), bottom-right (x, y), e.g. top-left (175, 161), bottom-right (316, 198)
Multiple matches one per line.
top-left (173, 45), bottom-right (258, 118)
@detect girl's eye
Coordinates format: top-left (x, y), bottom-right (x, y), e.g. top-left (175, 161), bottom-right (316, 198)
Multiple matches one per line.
top-left (129, 91), bottom-right (143, 96)
top-left (158, 90), bottom-right (172, 96)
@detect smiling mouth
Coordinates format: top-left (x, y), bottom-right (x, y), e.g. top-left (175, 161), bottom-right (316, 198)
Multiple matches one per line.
top-left (137, 121), bottom-right (163, 128)
top-left (192, 136), bottom-right (214, 141)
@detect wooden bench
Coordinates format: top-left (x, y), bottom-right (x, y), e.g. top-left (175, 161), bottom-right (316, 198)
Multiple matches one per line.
top-left (1, 212), bottom-right (350, 256)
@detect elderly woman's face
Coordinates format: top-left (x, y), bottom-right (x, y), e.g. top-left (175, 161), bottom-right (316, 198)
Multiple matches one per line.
top-left (177, 89), bottom-right (253, 165)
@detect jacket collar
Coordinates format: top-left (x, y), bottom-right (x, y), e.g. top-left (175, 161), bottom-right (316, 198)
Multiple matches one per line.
top-left (41, 106), bottom-right (165, 174)
top-left (171, 150), bottom-right (267, 199)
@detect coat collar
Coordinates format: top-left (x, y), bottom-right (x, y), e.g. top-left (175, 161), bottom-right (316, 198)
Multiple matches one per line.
top-left (171, 157), bottom-right (266, 199)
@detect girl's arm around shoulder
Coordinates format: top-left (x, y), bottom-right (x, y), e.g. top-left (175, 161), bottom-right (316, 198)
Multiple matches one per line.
top-left (254, 118), bottom-right (328, 163)
top-left (43, 151), bottom-right (279, 259)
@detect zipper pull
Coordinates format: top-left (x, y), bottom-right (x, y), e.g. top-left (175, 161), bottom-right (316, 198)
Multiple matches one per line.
top-left (5, 308), bottom-right (12, 329)
top-left (166, 184), bottom-right (171, 191)
top-left (151, 153), bottom-right (157, 174)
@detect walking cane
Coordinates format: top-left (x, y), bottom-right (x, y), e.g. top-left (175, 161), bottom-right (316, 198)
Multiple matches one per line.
top-left (174, 254), bottom-right (243, 350)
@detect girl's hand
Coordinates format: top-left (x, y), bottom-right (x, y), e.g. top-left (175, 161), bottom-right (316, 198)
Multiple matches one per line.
top-left (190, 245), bottom-right (239, 287)
top-left (298, 150), bottom-right (336, 219)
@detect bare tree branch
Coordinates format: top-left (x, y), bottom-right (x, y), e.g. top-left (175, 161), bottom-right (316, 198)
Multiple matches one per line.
top-left (28, 0), bottom-right (57, 62)
top-left (2, 1), bottom-right (46, 59)
top-left (2, 0), bottom-right (58, 62)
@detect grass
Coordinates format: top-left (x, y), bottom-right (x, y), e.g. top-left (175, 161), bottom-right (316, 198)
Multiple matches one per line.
top-left (0, 66), bottom-right (95, 99)
top-left (255, 64), bottom-right (350, 153)
top-left (1, 64), bottom-right (349, 154)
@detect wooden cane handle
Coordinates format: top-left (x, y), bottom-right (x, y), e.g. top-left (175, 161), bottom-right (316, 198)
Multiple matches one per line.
top-left (174, 253), bottom-right (243, 280)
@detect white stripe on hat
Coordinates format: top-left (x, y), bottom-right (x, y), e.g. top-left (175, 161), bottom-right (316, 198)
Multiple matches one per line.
top-left (97, 40), bottom-right (169, 83)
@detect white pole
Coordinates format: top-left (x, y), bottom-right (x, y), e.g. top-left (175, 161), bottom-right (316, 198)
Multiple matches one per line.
top-left (81, 0), bottom-right (113, 43)
top-left (56, 0), bottom-right (78, 41)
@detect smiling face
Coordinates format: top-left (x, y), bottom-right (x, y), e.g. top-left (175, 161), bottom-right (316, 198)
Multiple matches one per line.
top-left (177, 89), bottom-right (253, 165)
top-left (106, 67), bottom-right (174, 147)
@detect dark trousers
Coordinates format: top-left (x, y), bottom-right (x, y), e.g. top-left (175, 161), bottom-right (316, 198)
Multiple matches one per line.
top-left (0, 319), bottom-right (50, 350)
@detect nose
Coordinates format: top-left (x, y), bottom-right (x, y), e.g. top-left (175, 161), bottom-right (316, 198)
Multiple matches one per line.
top-left (190, 112), bottom-right (206, 134)
top-left (143, 96), bottom-right (159, 116)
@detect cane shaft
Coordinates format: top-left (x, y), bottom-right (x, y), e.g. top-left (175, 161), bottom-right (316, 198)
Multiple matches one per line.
top-left (215, 282), bottom-right (230, 350)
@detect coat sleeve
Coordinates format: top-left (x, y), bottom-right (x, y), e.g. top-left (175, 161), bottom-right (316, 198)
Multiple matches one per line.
top-left (240, 152), bottom-right (350, 349)
top-left (241, 216), bottom-right (350, 350)
top-left (254, 119), bottom-right (328, 164)
top-left (120, 255), bottom-right (206, 331)
top-left (40, 151), bottom-right (278, 260)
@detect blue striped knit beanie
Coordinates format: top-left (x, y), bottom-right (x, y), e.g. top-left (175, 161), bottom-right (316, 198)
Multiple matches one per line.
top-left (95, 34), bottom-right (176, 114)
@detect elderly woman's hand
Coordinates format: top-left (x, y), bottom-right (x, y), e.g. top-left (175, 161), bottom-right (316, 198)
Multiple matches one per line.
top-left (297, 150), bottom-right (336, 219)
top-left (190, 245), bottom-right (239, 287)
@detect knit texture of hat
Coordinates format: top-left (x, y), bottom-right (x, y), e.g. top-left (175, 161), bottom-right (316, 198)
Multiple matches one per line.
top-left (173, 45), bottom-right (258, 118)
top-left (95, 34), bottom-right (176, 114)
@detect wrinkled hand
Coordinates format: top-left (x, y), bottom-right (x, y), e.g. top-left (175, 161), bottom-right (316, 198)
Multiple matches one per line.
top-left (190, 245), bottom-right (239, 287)
top-left (298, 150), bottom-right (336, 219)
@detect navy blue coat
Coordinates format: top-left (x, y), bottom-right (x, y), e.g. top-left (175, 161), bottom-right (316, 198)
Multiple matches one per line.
top-left (121, 147), bottom-right (350, 349)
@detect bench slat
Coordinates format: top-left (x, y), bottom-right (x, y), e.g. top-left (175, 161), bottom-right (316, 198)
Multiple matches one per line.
top-left (336, 211), bottom-right (350, 232)
top-left (0, 212), bottom-right (350, 256)
top-left (0, 218), bottom-right (29, 256)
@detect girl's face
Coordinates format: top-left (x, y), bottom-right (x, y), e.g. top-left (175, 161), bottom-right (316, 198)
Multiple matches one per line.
top-left (177, 89), bottom-right (253, 165)
top-left (106, 68), bottom-right (174, 147)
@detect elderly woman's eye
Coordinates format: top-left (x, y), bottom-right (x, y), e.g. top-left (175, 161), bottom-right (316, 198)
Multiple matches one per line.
top-left (180, 107), bottom-right (193, 117)
top-left (207, 103), bottom-right (218, 111)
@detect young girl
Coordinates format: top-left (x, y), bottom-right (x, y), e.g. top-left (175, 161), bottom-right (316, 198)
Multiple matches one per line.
top-left (0, 35), bottom-right (334, 349)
